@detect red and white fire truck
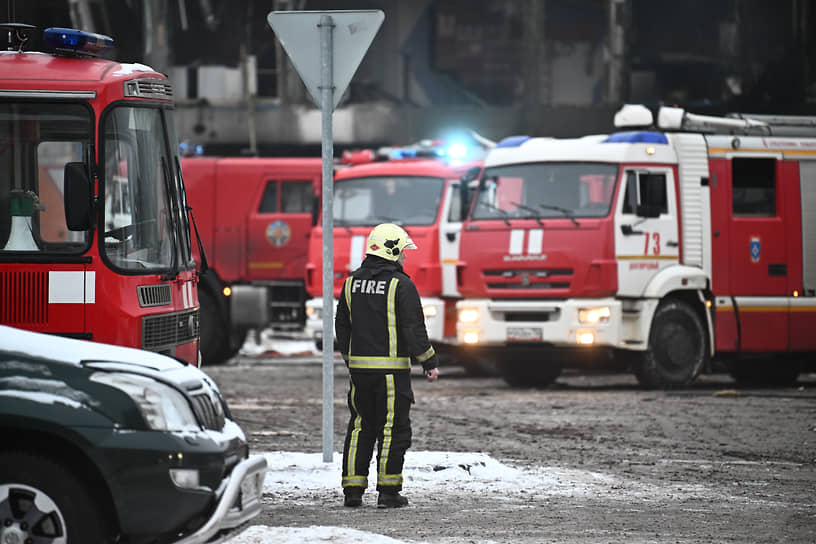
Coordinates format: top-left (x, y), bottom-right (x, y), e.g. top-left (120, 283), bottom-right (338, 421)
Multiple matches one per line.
top-left (181, 156), bottom-right (322, 365)
top-left (456, 104), bottom-right (816, 388)
top-left (304, 139), bottom-right (488, 371)
top-left (0, 25), bottom-right (201, 364)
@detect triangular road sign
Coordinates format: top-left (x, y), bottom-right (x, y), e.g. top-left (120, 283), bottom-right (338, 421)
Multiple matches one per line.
top-left (267, 10), bottom-right (384, 110)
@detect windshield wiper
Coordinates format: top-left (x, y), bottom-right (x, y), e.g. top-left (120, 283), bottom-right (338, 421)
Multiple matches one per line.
top-left (475, 200), bottom-right (511, 226)
top-left (510, 201), bottom-right (544, 226)
top-left (537, 202), bottom-right (580, 226)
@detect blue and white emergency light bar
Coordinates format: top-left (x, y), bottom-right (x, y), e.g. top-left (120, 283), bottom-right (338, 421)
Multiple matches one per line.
top-left (43, 27), bottom-right (114, 55)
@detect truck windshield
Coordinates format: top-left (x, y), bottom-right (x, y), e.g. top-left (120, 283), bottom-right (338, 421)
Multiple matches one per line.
top-left (472, 162), bottom-right (619, 221)
top-left (0, 102), bottom-right (92, 254)
top-left (103, 106), bottom-right (189, 273)
top-left (333, 175), bottom-right (445, 226)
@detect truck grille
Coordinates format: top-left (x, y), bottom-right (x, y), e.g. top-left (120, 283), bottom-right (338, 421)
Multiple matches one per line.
top-left (142, 308), bottom-right (199, 351)
top-left (123, 78), bottom-right (173, 100)
top-left (0, 271), bottom-right (47, 324)
top-left (484, 268), bottom-right (572, 290)
top-left (137, 284), bottom-right (172, 307)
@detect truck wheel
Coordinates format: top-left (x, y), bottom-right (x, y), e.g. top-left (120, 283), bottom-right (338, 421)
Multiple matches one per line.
top-left (199, 288), bottom-right (230, 366)
top-left (501, 359), bottom-right (561, 389)
top-left (634, 299), bottom-right (708, 389)
top-left (0, 452), bottom-right (112, 544)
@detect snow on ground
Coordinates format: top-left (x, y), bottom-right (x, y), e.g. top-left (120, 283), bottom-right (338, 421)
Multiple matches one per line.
top-left (226, 450), bottom-right (728, 544)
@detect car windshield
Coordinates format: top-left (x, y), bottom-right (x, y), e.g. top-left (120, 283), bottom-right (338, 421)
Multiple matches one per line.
top-left (472, 162), bottom-right (619, 221)
top-left (0, 102), bottom-right (92, 254)
top-left (103, 106), bottom-right (185, 272)
top-left (333, 175), bottom-right (445, 226)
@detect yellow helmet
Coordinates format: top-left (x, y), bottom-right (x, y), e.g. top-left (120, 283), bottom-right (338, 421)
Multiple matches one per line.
top-left (366, 223), bottom-right (417, 261)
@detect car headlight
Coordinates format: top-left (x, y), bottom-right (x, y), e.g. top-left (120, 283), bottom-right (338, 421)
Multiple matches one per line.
top-left (578, 306), bottom-right (611, 324)
top-left (458, 308), bottom-right (479, 323)
top-left (91, 372), bottom-right (200, 431)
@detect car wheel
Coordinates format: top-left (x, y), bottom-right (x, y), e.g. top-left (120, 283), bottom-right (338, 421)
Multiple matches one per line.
top-left (0, 452), bottom-right (112, 544)
top-left (634, 299), bottom-right (709, 389)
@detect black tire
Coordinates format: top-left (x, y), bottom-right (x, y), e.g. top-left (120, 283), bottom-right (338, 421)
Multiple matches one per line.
top-left (634, 299), bottom-right (709, 389)
top-left (0, 452), bottom-right (113, 544)
top-left (500, 358), bottom-right (562, 389)
top-left (727, 359), bottom-right (800, 388)
top-left (199, 288), bottom-right (231, 366)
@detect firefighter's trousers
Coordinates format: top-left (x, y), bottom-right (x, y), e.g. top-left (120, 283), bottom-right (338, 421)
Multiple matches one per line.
top-left (341, 371), bottom-right (413, 493)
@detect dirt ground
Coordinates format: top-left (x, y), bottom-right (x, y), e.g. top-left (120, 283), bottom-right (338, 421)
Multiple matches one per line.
top-left (206, 354), bottom-right (816, 544)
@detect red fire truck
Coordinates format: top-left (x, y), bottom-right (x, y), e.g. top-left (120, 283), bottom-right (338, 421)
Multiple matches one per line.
top-left (304, 139), bottom-right (488, 372)
top-left (0, 25), bottom-right (200, 365)
top-left (181, 156), bottom-right (322, 365)
top-left (456, 105), bottom-right (816, 388)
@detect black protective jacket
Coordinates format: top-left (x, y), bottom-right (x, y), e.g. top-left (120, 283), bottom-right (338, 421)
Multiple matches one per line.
top-left (335, 255), bottom-right (438, 373)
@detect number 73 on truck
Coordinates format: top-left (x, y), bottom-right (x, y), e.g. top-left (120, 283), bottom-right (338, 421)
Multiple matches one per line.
top-left (456, 104), bottom-right (816, 388)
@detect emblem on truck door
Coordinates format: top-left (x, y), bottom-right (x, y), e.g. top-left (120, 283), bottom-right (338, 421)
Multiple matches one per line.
top-left (266, 220), bottom-right (291, 247)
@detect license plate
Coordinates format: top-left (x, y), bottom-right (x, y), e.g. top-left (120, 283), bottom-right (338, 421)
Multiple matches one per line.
top-left (240, 472), bottom-right (263, 506)
top-left (507, 327), bottom-right (542, 342)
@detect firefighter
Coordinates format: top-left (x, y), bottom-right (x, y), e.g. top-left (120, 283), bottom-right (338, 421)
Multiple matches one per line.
top-left (335, 222), bottom-right (439, 508)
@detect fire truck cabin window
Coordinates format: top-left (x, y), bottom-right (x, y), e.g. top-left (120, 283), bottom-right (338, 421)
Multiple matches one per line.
top-left (622, 172), bottom-right (668, 216)
top-left (732, 158), bottom-right (776, 217)
top-left (0, 103), bottom-right (91, 254)
top-left (259, 181), bottom-right (278, 212)
top-left (281, 181), bottom-right (313, 213)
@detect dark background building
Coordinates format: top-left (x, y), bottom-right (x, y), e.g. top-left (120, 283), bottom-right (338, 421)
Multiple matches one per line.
top-left (8, 0), bottom-right (816, 155)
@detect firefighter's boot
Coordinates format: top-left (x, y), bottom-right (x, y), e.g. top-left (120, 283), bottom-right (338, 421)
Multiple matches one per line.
top-left (377, 491), bottom-right (408, 508)
top-left (343, 487), bottom-right (364, 507)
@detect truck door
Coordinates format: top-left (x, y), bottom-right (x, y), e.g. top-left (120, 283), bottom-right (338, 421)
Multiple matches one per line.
top-left (247, 178), bottom-right (314, 279)
top-left (726, 157), bottom-right (789, 351)
top-left (614, 167), bottom-right (680, 297)
top-left (439, 180), bottom-right (463, 297)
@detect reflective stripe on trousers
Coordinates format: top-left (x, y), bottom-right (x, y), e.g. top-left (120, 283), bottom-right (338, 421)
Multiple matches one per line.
top-left (341, 372), bottom-right (413, 492)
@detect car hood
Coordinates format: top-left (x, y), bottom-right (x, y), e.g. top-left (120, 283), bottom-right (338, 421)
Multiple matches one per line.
top-left (0, 325), bottom-right (207, 388)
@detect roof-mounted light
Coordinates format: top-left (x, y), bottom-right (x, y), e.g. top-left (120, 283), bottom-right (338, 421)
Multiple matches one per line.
top-left (43, 27), bottom-right (114, 55)
top-left (603, 131), bottom-right (668, 144)
top-left (614, 104), bottom-right (654, 128)
top-left (496, 136), bottom-right (530, 148)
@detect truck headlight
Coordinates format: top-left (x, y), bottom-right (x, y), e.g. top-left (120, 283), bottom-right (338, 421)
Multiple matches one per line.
top-left (578, 306), bottom-right (611, 324)
top-left (306, 306), bottom-right (321, 320)
top-left (458, 308), bottom-right (480, 323)
top-left (91, 372), bottom-right (200, 431)
top-left (423, 305), bottom-right (438, 318)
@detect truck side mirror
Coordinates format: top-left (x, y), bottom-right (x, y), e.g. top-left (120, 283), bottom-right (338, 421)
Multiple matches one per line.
top-left (460, 166), bottom-right (481, 220)
top-left (311, 193), bottom-right (320, 226)
top-left (64, 162), bottom-right (93, 231)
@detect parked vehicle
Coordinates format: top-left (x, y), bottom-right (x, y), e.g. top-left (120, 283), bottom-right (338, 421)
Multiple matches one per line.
top-left (181, 156), bottom-right (322, 365)
top-left (0, 324), bottom-right (266, 544)
top-left (456, 105), bottom-right (816, 388)
top-left (0, 25), bottom-right (200, 365)
top-left (305, 139), bottom-right (489, 372)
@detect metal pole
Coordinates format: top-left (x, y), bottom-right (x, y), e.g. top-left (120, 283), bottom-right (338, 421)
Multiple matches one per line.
top-left (319, 14), bottom-right (335, 463)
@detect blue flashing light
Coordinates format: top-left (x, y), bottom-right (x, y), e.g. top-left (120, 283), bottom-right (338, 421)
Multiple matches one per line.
top-left (446, 142), bottom-right (468, 159)
top-left (604, 131), bottom-right (668, 144)
top-left (43, 27), bottom-right (114, 54)
top-left (496, 135), bottom-right (530, 148)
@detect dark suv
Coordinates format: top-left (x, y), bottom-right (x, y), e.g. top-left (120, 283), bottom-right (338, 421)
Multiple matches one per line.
top-left (0, 325), bottom-right (266, 544)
